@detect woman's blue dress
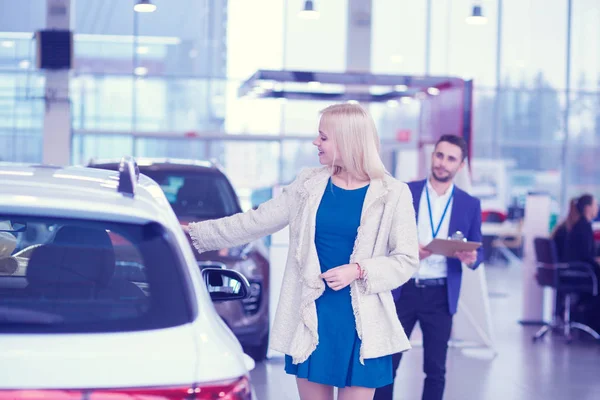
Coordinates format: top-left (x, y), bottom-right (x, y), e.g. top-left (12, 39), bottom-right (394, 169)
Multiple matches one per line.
top-left (285, 180), bottom-right (392, 388)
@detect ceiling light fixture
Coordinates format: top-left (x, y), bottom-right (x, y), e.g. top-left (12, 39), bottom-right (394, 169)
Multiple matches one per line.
top-left (466, 4), bottom-right (487, 25)
top-left (299, 0), bottom-right (319, 19)
top-left (134, 66), bottom-right (148, 76)
top-left (134, 0), bottom-right (157, 13)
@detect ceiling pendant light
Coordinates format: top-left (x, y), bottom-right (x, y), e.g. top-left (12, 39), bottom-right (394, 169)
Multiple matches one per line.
top-left (134, 0), bottom-right (157, 13)
top-left (299, 0), bottom-right (319, 19)
top-left (465, 4), bottom-right (487, 25)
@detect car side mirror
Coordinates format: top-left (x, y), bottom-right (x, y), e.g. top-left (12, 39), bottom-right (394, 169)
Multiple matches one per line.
top-left (201, 267), bottom-right (250, 302)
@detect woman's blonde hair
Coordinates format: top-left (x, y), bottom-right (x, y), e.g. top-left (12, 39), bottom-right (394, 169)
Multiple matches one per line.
top-left (319, 103), bottom-right (386, 180)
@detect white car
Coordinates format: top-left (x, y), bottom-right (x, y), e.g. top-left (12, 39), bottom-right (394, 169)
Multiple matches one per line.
top-left (0, 157), bottom-right (256, 399)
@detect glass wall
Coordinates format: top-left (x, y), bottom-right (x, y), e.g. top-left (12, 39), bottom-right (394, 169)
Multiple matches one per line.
top-left (566, 0), bottom-right (600, 204)
top-left (371, 0), bottom-right (427, 75)
top-left (0, 0), bottom-right (46, 162)
top-left (0, 0), bottom-right (599, 212)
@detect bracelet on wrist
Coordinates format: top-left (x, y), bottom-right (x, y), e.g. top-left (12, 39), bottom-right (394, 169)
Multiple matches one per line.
top-left (356, 262), bottom-right (365, 280)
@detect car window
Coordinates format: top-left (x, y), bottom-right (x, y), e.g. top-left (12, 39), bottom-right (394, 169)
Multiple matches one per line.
top-left (0, 216), bottom-right (192, 333)
top-left (142, 170), bottom-right (241, 219)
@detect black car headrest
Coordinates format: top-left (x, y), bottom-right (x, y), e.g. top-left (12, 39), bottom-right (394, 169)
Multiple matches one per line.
top-left (27, 226), bottom-right (116, 287)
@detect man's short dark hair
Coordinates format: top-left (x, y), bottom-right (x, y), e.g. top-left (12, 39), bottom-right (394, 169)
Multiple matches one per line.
top-left (435, 134), bottom-right (468, 161)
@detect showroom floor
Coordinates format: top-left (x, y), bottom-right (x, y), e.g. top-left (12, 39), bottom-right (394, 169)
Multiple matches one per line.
top-left (250, 262), bottom-right (600, 400)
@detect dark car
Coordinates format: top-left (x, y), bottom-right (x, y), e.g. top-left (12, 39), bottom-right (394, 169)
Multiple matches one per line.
top-left (88, 158), bottom-right (270, 361)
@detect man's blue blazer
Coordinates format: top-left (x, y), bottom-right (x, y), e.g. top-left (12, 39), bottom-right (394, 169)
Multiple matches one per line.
top-left (393, 179), bottom-right (484, 315)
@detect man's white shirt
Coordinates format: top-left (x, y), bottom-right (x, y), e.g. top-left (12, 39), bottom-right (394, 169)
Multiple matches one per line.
top-left (416, 179), bottom-right (455, 280)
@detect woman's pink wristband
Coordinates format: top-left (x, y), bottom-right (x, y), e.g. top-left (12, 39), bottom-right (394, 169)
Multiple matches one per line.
top-left (356, 263), bottom-right (365, 280)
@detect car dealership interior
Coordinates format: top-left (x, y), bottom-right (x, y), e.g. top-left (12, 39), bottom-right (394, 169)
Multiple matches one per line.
top-left (1, 1), bottom-right (600, 399)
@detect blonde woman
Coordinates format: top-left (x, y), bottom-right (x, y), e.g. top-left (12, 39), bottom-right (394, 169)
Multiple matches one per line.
top-left (187, 103), bottom-right (419, 400)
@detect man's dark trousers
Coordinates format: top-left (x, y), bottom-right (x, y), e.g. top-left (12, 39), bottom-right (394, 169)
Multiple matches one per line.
top-left (373, 279), bottom-right (453, 400)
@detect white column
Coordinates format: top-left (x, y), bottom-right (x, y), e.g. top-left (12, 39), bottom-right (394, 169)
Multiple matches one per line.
top-left (42, 0), bottom-right (73, 165)
top-left (346, 0), bottom-right (372, 73)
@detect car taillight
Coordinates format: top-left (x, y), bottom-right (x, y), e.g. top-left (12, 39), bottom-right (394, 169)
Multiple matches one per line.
top-left (0, 392), bottom-right (81, 400)
top-left (0, 376), bottom-right (252, 400)
top-left (192, 376), bottom-right (252, 400)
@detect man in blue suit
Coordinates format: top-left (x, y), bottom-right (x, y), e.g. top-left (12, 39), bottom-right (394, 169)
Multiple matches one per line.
top-left (374, 134), bottom-right (483, 400)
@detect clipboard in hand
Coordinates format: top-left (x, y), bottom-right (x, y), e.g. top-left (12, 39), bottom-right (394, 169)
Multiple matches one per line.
top-left (423, 238), bottom-right (482, 258)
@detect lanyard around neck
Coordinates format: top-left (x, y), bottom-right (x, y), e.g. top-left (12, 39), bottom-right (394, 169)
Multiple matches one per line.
top-left (425, 185), bottom-right (454, 239)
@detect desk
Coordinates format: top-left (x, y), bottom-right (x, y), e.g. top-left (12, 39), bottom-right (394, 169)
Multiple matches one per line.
top-left (482, 222), bottom-right (523, 265)
top-left (482, 221), bottom-right (522, 237)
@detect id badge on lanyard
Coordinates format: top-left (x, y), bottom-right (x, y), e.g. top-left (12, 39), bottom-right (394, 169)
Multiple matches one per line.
top-left (425, 186), bottom-right (454, 239)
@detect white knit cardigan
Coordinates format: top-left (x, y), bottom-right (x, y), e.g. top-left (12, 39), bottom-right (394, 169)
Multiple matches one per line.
top-left (188, 167), bottom-right (419, 364)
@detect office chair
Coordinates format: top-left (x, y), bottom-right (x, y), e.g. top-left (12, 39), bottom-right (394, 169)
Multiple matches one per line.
top-left (532, 237), bottom-right (600, 343)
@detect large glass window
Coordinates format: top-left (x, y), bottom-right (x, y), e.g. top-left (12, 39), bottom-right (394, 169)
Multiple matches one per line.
top-left (282, 0), bottom-right (348, 73)
top-left (1, 0), bottom-right (600, 215)
top-left (570, 0), bottom-right (600, 90)
top-left (225, 0), bottom-right (348, 138)
top-left (501, 0), bottom-right (567, 89)
top-left (0, 72), bottom-right (44, 162)
top-left (135, 137), bottom-right (209, 160)
top-left (497, 88), bottom-right (566, 148)
top-left (566, 92), bottom-right (600, 201)
top-left (429, 0), bottom-right (498, 87)
top-left (472, 89), bottom-right (498, 159)
top-left (212, 141), bottom-right (281, 190)
top-left (71, 75), bottom-right (134, 131)
top-left (73, 0), bottom-right (227, 78)
top-left (71, 134), bottom-right (134, 166)
top-left (281, 140), bottom-right (321, 183)
top-left (371, 0), bottom-right (427, 75)
top-left (227, 0), bottom-right (284, 80)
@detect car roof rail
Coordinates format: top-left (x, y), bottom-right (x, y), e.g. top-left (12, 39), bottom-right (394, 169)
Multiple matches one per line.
top-left (117, 156), bottom-right (139, 197)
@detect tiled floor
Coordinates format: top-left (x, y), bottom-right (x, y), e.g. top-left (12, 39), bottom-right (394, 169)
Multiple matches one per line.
top-left (250, 264), bottom-right (600, 399)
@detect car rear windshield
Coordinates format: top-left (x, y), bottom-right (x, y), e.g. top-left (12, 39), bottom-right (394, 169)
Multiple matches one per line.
top-left (141, 170), bottom-right (241, 220)
top-left (0, 216), bottom-right (192, 333)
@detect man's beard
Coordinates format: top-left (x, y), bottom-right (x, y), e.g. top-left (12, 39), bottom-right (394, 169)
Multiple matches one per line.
top-left (432, 169), bottom-right (453, 183)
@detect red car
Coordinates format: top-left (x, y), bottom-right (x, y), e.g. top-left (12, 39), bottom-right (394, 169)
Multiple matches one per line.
top-left (88, 158), bottom-right (271, 361)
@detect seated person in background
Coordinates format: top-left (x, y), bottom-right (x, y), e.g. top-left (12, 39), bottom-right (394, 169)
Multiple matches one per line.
top-left (551, 198), bottom-right (579, 262)
top-left (565, 194), bottom-right (600, 272)
top-left (565, 194), bottom-right (600, 331)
